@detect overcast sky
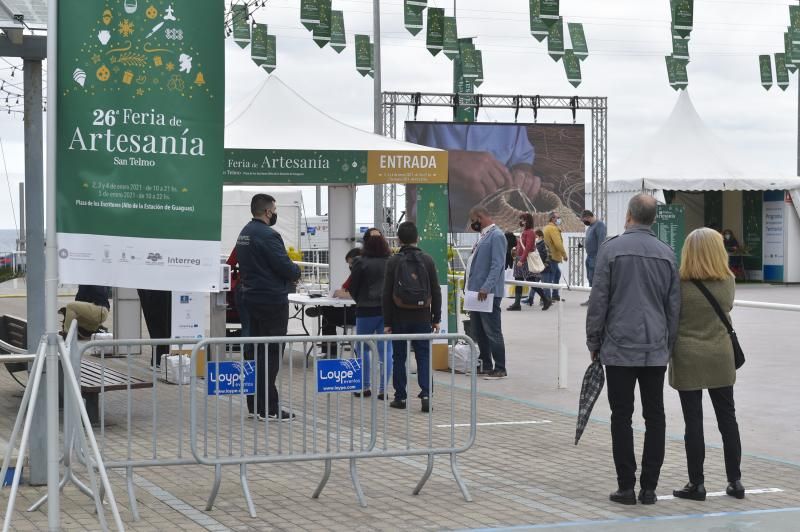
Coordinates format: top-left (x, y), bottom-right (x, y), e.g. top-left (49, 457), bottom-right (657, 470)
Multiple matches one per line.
top-left (1, 0), bottom-right (797, 232)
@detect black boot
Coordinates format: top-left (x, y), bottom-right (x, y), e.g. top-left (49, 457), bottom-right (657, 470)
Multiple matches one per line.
top-left (673, 482), bottom-right (706, 501)
top-left (507, 286), bottom-right (522, 310)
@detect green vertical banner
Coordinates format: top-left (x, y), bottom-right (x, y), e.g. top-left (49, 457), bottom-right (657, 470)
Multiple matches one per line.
top-left (251, 23), bottom-right (268, 67)
top-left (775, 53), bottom-right (789, 91)
top-left (791, 27), bottom-right (800, 65)
top-left (540, 0), bottom-right (559, 27)
top-left (529, 0), bottom-right (548, 42)
top-left (563, 49), bottom-right (581, 87)
top-left (313, 0), bottom-right (331, 48)
top-left (547, 17), bottom-right (565, 61)
top-left (264, 34), bottom-right (277, 73)
top-left (652, 205), bottom-right (686, 262)
top-left (453, 56), bottom-right (474, 122)
top-left (785, 32), bottom-right (798, 71)
top-left (57, 0), bottom-right (225, 291)
top-left (672, 0), bottom-right (693, 38)
top-left (672, 35), bottom-right (690, 62)
top-left (443, 17), bottom-right (459, 60)
top-left (301, 0), bottom-right (320, 31)
top-left (416, 184), bottom-right (451, 346)
top-left (355, 34), bottom-right (371, 76)
top-left (426, 7), bottom-right (444, 56)
top-left (231, 3), bottom-right (250, 49)
top-left (675, 57), bottom-right (688, 90)
top-left (404, 1), bottom-right (424, 36)
top-left (330, 10), bottom-right (346, 53)
top-left (568, 23), bottom-right (588, 60)
top-left (459, 38), bottom-right (478, 79)
top-left (759, 54), bottom-right (773, 90)
top-left (790, 5), bottom-right (800, 30)
top-left (408, 0), bottom-right (427, 11)
top-left (475, 50), bottom-right (484, 87)
top-left (741, 190), bottom-right (763, 272)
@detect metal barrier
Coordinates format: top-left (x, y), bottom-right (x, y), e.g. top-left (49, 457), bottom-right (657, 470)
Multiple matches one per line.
top-left (566, 235), bottom-right (586, 287)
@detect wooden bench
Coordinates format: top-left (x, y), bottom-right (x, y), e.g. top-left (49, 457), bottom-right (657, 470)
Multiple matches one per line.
top-left (79, 359), bottom-right (153, 424)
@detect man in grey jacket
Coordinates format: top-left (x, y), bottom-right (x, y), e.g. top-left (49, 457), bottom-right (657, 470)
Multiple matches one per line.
top-left (585, 194), bottom-right (680, 506)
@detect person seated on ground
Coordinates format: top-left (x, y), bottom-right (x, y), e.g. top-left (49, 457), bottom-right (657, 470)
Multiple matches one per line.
top-left (305, 248), bottom-right (361, 356)
top-left (60, 285), bottom-right (111, 339)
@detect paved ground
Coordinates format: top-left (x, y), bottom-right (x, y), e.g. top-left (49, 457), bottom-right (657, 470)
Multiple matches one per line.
top-left (1, 279), bottom-right (798, 531)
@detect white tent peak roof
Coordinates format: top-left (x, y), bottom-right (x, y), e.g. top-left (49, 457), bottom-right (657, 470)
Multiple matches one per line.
top-left (225, 75), bottom-right (441, 152)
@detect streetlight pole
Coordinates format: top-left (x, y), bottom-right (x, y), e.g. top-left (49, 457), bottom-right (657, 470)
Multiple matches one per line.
top-left (372, 0), bottom-right (383, 228)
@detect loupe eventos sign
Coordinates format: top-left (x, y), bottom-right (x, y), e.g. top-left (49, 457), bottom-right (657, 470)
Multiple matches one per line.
top-left (56, 0), bottom-right (225, 291)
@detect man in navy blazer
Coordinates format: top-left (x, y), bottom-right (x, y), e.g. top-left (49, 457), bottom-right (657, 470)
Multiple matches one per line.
top-left (466, 206), bottom-right (509, 379)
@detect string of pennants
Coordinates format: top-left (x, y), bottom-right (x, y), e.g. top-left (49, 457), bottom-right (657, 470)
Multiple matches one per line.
top-left (664, 0), bottom-right (692, 91)
top-left (527, 0), bottom-right (588, 88)
top-left (758, 4), bottom-right (800, 91)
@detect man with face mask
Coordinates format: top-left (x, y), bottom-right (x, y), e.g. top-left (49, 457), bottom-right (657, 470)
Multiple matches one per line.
top-left (542, 212), bottom-right (568, 302)
top-left (580, 210), bottom-right (607, 306)
top-left (236, 194), bottom-right (301, 421)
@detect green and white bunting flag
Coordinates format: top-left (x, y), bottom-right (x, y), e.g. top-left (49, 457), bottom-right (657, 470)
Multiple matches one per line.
top-left (264, 34), bottom-right (277, 73)
top-left (791, 28), bottom-right (800, 67)
top-left (444, 17), bottom-right (459, 60)
top-left (251, 23), bottom-right (268, 66)
top-left (790, 5), bottom-right (800, 30)
top-left (775, 53), bottom-right (790, 91)
top-left (404, 1), bottom-right (424, 36)
top-left (426, 7), bottom-right (444, 56)
top-left (672, 34), bottom-right (690, 62)
top-left (459, 38), bottom-right (478, 79)
top-left (665, 55), bottom-right (688, 90)
top-left (408, 0), bottom-right (427, 12)
top-left (355, 34), bottom-right (371, 76)
top-left (529, 0), bottom-right (549, 42)
top-left (568, 23), bottom-right (588, 60)
top-left (672, 0), bottom-right (693, 38)
top-left (475, 50), bottom-right (484, 87)
top-left (331, 10), bottom-right (346, 53)
top-left (666, 55), bottom-right (677, 89)
top-left (759, 55), bottom-right (773, 90)
top-left (785, 32), bottom-right (798, 71)
top-left (548, 17), bottom-right (565, 61)
top-left (301, 0), bottom-right (320, 31)
top-left (231, 4), bottom-right (250, 49)
top-left (563, 49), bottom-right (581, 87)
top-left (540, 0), bottom-right (559, 27)
top-left (313, 0), bottom-right (331, 48)
top-left (453, 56), bottom-right (475, 122)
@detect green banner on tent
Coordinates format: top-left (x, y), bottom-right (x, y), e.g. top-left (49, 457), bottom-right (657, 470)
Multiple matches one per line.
top-left (331, 10), bottom-right (346, 53)
top-left (540, 0), bottom-right (559, 27)
top-left (547, 17), bottom-right (564, 61)
top-left (459, 38), bottom-right (478, 79)
top-left (775, 53), bottom-right (790, 90)
top-left (426, 7), bottom-right (444, 56)
top-left (232, 4), bottom-right (250, 49)
top-left (313, 0), bottom-right (331, 48)
top-left (251, 24), bottom-right (268, 66)
top-left (301, 0), bottom-right (320, 31)
top-left (672, 0), bottom-right (693, 38)
top-left (57, 0), bottom-right (225, 290)
top-left (453, 56), bottom-right (475, 122)
top-left (529, 0), bottom-right (549, 42)
top-left (475, 50), bottom-right (484, 87)
top-left (790, 5), bottom-right (800, 30)
top-left (404, 1), bottom-right (424, 36)
top-left (672, 35), bottom-right (690, 62)
top-left (263, 34), bottom-right (277, 73)
top-left (759, 55), bottom-right (773, 90)
top-left (443, 17), bottom-right (459, 60)
top-left (355, 34), bottom-right (371, 76)
top-left (563, 49), bottom-right (581, 87)
top-left (226, 149), bottom-right (367, 183)
top-left (568, 23), bottom-right (588, 60)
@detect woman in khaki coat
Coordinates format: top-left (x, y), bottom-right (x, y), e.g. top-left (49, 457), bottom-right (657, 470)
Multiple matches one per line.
top-left (670, 228), bottom-right (744, 502)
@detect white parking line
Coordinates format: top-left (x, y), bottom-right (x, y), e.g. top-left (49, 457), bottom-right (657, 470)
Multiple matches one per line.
top-left (437, 420), bottom-right (553, 428)
top-left (658, 487), bottom-right (784, 501)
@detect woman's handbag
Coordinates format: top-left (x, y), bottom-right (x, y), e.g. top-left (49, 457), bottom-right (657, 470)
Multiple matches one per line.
top-left (691, 280), bottom-right (745, 369)
top-left (526, 244), bottom-right (546, 274)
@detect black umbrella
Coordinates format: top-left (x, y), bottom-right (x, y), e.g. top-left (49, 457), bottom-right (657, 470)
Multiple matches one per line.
top-left (575, 359), bottom-right (605, 445)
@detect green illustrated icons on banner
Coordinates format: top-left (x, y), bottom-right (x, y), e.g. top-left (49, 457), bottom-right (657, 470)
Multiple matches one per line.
top-left (459, 38), bottom-right (478, 79)
top-left (563, 48), bottom-right (581, 87)
top-left (301, 0), bottom-right (320, 31)
top-left (529, 0), bottom-right (549, 42)
top-left (475, 50), bottom-right (484, 87)
top-left (264, 34), bottom-right (277, 73)
top-left (231, 3), bottom-right (250, 49)
top-left (547, 17), bottom-right (564, 61)
top-left (404, 1), bottom-right (424, 36)
top-left (443, 17), bottom-right (459, 60)
top-left (568, 23), bottom-right (588, 60)
top-left (426, 7), bottom-right (444, 56)
top-left (540, 0), bottom-right (559, 27)
top-left (313, 0), bottom-right (331, 48)
top-left (672, 34), bottom-right (689, 62)
top-left (759, 55), bottom-right (773, 90)
top-left (330, 10), bottom-right (346, 53)
top-left (775, 53), bottom-right (790, 91)
top-left (671, 0), bottom-right (693, 38)
top-left (251, 23), bottom-right (268, 67)
top-left (355, 34), bottom-right (371, 76)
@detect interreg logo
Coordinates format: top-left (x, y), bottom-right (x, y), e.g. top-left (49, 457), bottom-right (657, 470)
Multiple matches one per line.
top-left (316, 358), bottom-right (363, 393)
top-left (207, 361), bottom-right (256, 396)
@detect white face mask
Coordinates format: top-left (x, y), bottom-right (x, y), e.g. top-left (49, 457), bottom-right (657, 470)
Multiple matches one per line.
top-left (555, 219), bottom-right (562, 226)
top-left (724, 234), bottom-right (731, 240)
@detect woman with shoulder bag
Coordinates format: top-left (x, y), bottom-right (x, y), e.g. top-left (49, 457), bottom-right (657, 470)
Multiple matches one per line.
top-left (670, 227), bottom-right (745, 502)
top-left (508, 214), bottom-right (551, 311)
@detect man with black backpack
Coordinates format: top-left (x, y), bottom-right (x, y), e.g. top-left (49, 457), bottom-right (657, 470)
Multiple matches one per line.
top-left (382, 221), bottom-right (441, 412)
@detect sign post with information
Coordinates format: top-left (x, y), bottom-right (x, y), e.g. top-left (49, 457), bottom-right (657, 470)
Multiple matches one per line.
top-left (652, 204), bottom-right (685, 261)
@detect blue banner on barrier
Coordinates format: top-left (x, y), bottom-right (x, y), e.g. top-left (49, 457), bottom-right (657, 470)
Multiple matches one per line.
top-left (316, 358), bottom-right (363, 392)
top-left (207, 361), bottom-right (256, 396)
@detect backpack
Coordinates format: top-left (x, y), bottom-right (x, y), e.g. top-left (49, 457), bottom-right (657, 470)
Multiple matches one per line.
top-left (392, 249), bottom-right (432, 309)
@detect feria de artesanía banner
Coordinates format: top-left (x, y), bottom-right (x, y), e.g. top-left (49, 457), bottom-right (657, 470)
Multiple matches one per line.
top-left (57, 0), bottom-right (225, 291)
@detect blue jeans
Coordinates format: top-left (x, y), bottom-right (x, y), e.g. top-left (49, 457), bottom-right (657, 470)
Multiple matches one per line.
top-left (470, 296), bottom-right (506, 372)
top-left (355, 315), bottom-right (392, 392)
top-left (391, 321), bottom-right (432, 401)
top-left (586, 255), bottom-right (596, 287)
top-left (544, 261), bottom-right (561, 299)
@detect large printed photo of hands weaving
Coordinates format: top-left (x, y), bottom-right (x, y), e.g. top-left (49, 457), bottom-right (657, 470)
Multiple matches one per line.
top-left (405, 122), bottom-right (586, 233)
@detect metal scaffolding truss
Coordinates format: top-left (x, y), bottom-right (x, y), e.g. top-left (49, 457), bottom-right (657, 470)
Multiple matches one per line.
top-left (382, 91), bottom-right (608, 223)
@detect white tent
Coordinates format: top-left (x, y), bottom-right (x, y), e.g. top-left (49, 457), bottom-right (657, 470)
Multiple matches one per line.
top-left (221, 187), bottom-right (304, 256)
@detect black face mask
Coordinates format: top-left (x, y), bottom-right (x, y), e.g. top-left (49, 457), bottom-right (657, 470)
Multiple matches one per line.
top-left (470, 220), bottom-right (482, 232)
top-left (519, 221), bottom-right (525, 227)
top-left (268, 212), bottom-right (278, 226)
top-left (583, 220), bottom-right (591, 226)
